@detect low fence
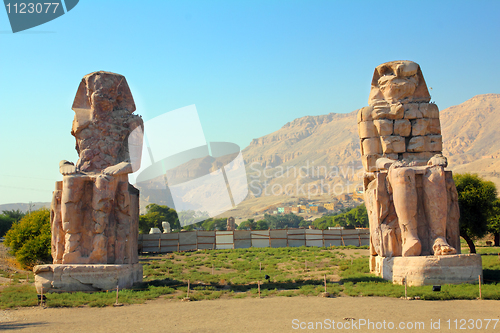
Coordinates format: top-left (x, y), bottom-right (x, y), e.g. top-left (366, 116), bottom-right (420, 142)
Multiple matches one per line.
top-left (138, 229), bottom-right (370, 253)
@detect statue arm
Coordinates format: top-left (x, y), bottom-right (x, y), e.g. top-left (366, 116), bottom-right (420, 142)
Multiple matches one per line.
top-left (376, 157), bottom-right (397, 170)
top-left (102, 161), bottom-right (133, 176)
top-left (59, 160), bottom-right (78, 175)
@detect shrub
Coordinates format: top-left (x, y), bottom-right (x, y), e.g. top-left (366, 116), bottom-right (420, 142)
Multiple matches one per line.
top-left (4, 209), bottom-right (51, 268)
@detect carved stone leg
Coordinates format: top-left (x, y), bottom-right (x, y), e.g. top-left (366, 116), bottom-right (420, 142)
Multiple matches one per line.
top-left (423, 166), bottom-right (457, 255)
top-left (89, 175), bottom-right (118, 264)
top-left (50, 182), bottom-right (64, 264)
top-left (388, 167), bottom-right (421, 256)
top-left (61, 176), bottom-right (86, 264)
top-left (114, 181), bottom-right (131, 264)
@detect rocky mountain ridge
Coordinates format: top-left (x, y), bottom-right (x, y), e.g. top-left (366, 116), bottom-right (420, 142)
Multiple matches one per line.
top-left (137, 94), bottom-right (500, 218)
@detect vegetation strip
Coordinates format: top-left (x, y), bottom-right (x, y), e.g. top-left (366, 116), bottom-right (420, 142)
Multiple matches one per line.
top-left (0, 246), bottom-right (498, 308)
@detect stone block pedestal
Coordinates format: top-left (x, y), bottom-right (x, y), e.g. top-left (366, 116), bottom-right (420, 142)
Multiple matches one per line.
top-left (34, 263), bottom-right (143, 293)
top-left (372, 254), bottom-right (482, 286)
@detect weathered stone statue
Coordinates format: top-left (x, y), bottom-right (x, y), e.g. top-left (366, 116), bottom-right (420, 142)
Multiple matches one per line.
top-left (162, 221), bottom-right (171, 233)
top-left (35, 71), bottom-right (144, 292)
top-left (226, 217), bottom-right (236, 231)
top-left (358, 61), bottom-right (481, 285)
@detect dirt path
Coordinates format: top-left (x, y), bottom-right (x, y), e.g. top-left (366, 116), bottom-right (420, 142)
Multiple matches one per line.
top-left (2, 296), bottom-right (500, 332)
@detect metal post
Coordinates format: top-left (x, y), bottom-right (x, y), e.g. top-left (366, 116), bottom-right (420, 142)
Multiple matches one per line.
top-left (478, 275), bottom-right (482, 299)
top-left (404, 276), bottom-right (407, 299)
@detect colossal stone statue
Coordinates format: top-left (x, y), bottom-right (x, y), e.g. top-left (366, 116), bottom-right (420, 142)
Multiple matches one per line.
top-left (34, 71), bottom-right (144, 292)
top-left (359, 61), bottom-right (482, 286)
top-left (52, 71), bottom-right (143, 265)
top-left (358, 61), bottom-right (461, 263)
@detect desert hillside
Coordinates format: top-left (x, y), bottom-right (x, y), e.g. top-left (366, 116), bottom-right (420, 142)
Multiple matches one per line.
top-left (139, 94), bottom-right (500, 219)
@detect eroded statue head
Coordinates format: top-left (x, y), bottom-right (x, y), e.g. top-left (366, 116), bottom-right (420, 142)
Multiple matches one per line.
top-left (368, 60), bottom-right (431, 106)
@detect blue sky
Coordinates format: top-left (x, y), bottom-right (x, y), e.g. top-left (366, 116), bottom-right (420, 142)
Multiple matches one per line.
top-left (0, 0), bottom-right (499, 205)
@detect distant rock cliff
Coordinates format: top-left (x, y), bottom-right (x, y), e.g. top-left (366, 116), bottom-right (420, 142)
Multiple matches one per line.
top-left (138, 94), bottom-right (500, 212)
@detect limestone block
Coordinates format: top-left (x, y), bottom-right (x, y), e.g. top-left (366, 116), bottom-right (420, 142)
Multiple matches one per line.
top-left (394, 119), bottom-right (411, 136)
top-left (374, 254), bottom-right (482, 286)
top-left (380, 136), bottom-right (405, 154)
top-left (420, 103), bottom-right (439, 118)
top-left (362, 138), bottom-right (382, 155)
top-left (402, 152), bottom-right (434, 162)
top-left (427, 118), bottom-right (441, 135)
top-left (362, 154), bottom-right (380, 172)
top-left (34, 263), bottom-right (143, 293)
top-left (372, 104), bottom-right (404, 120)
top-left (390, 103), bottom-right (405, 120)
top-left (358, 120), bottom-right (377, 138)
top-left (149, 227), bottom-right (161, 234)
top-left (404, 103), bottom-right (422, 119)
top-left (407, 136), bottom-right (428, 152)
top-left (383, 153), bottom-right (398, 160)
top-left (374, 119), bottom-right (393, 136)
top-left (411, 118), bottom-right (428, 136)
top-left (428, 135), bottom-right (443, 152)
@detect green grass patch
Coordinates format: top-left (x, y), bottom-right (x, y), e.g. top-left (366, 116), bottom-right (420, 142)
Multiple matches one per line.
top-left (0, 284), bottom-right (38, 309)
top-left (3, 245), bottom-right (499, 308)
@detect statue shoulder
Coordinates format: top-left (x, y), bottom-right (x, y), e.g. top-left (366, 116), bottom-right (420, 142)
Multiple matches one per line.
top-left (357, 106), bottom-right (374, 123)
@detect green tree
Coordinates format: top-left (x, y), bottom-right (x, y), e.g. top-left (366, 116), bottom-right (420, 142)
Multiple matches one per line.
top-left (255, 220), bottom-right (269, 230)
top-left (3, 209), bottom-right (51, 268)
top-left (488, 199), bottom-right (500, 246)
top-left (298, 219), bottom-right (313, 228)
top-left (0, 214), bottom-right (15, 238)
top-left (201, 218), bottom-right (227, 231)
top-left (139, 204), bottom-right (179, 234)
top-left (264, 213), bottom-right (303, 229)
top-left (311, 204), bottom-right (368, 230)
top-left (454, 173), bottom-right (497, 253)
top-left (354, 204), bottom-right (368, 227)
top-left (2, 209), bottom-right (25, 222)
top-left (237, 219), bottom-right (255, 230)
top-left (0, 209), bottom-right (25, 238)
top-left (236, 219), bottom-right (268, 230)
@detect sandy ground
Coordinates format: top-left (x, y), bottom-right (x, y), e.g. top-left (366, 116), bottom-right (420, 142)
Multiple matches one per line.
top-left (1, 296), bottom-right (500, 333)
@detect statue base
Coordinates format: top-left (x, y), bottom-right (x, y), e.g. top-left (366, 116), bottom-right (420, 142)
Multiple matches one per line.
top-left (372, 254), bottom-right (482, 286)
top-left (33, 263), bottom-right (143, 293)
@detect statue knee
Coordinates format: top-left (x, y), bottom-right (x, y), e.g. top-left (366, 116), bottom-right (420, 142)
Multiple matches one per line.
top-left (389, 167), bottom-right (415, 185)
top-left (425, 165), bottom-right (445, 183)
